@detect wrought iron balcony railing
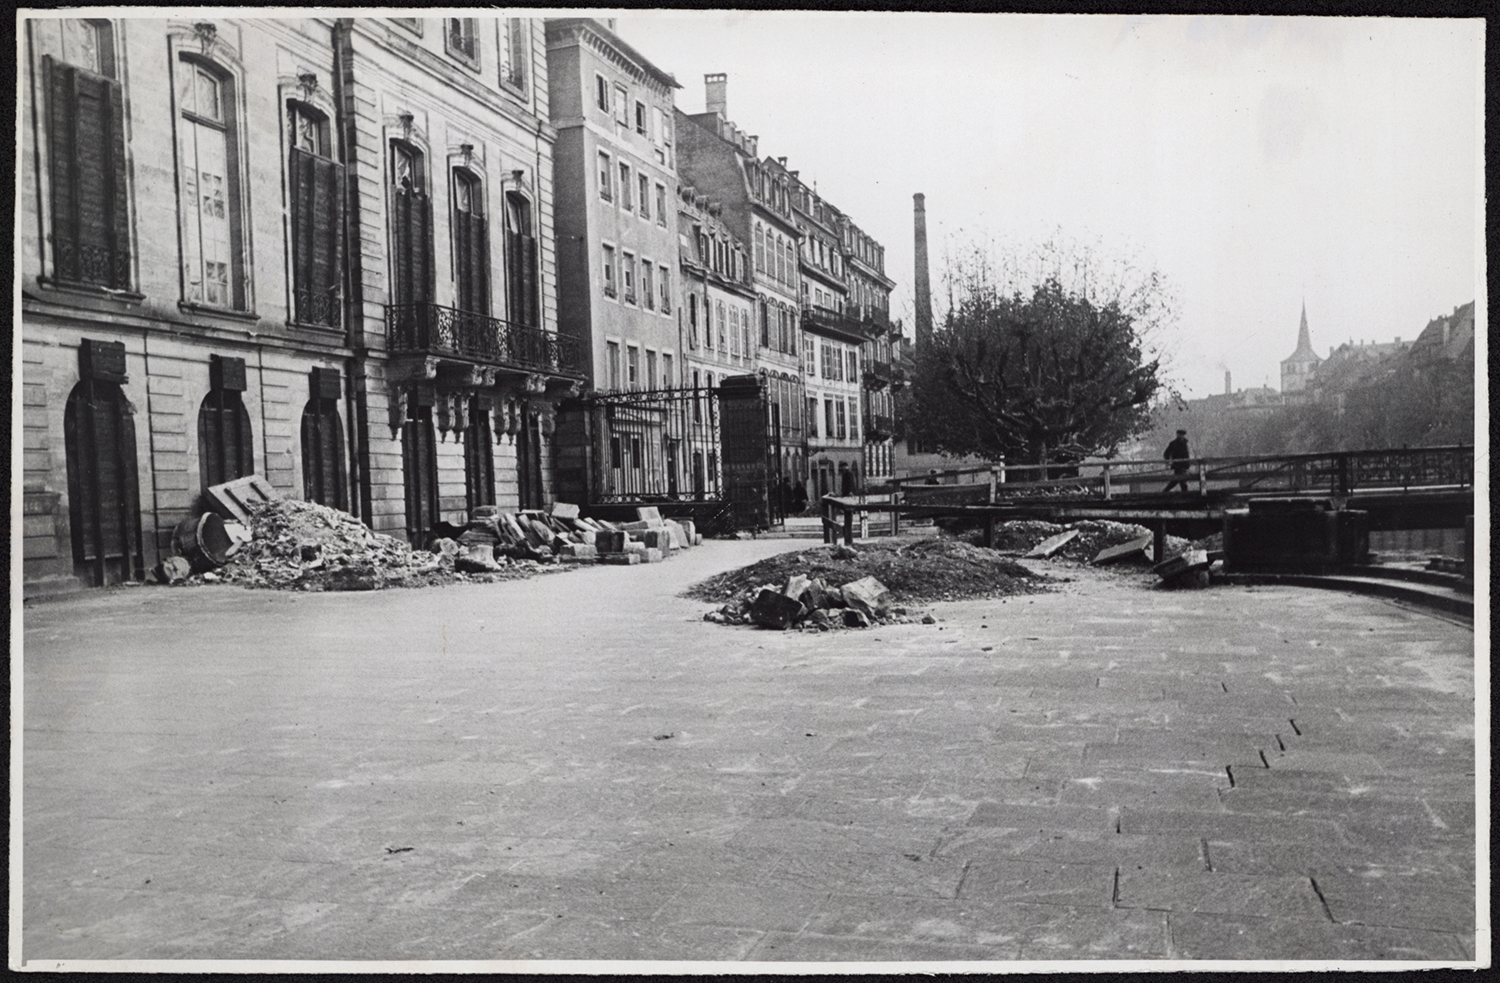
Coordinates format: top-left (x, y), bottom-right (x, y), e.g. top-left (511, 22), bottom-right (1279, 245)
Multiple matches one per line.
top-left (862, 358), bottom-right (893, 387)
top-left (863, 413), bottom-right (894, 439)
top-left (386, 302), bottom-right (583, 377)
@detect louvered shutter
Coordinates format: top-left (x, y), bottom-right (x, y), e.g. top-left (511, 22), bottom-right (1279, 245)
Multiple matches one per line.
top-left (520, 233), bottom-right (539, 328)
top-left (290, 149), bottom-right (343, 326)
top-left (49, 59), bottom-right (130, 289)
top-left (455, 209), bottom-right (488, 316)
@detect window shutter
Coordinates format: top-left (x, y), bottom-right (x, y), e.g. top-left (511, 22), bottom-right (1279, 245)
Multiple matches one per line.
top-left (306, 153), bottom-right (343, 325)
top-left (48, 58), bottom-right (130, 289)
top-left (520, 232), bottom-right (538, 328)
top-left (413, 190), bottom-right (432, 306)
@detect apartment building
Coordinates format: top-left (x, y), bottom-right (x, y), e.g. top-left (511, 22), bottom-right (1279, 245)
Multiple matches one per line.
top-left (18, 14), bottom-right (578, 593)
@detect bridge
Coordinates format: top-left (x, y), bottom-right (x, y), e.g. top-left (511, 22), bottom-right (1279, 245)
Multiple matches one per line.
top-left (820, 445), bottom-right (1476, 560)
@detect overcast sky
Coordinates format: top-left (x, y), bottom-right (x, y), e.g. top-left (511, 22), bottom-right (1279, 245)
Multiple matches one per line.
top-left (612, 12), bottom-right (1482, 400)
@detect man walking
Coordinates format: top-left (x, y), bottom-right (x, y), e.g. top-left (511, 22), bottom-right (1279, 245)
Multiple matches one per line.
top-left (1163, 429), bottom-right (1192, 492)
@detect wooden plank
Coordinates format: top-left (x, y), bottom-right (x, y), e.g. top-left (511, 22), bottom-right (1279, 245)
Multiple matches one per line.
top-left (205, 474), bottom-right (281, 524)
top-left (1024, 529), bottom-right (1079, 559)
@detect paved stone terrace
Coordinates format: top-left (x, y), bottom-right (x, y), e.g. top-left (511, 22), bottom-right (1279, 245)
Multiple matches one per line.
top-left (19, 540), bottom-right (1480, 967)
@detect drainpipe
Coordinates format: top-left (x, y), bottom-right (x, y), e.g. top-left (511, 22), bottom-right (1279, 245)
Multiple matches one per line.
top-left (332, 18), bottom-right (373, 525)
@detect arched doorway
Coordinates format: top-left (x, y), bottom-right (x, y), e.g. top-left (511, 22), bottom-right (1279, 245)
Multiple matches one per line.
top-left (64, 378), bottom-right (144, 586)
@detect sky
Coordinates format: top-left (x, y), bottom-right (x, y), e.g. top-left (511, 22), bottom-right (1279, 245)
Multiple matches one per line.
top-left (611, 12), bottom-right (1482, 400)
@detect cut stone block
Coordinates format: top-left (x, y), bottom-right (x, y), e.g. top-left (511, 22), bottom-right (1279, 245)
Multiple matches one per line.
top-left (664, 520), bottom-right (686, 549)
top-left (1025, 529), bottom-right (1079, 559)
top-left (550, 502), bottom-right (581, 520)
top-left (840, 576), bottom-right (892, 619)
top-left (1154, 549), bottom-right (1211, 583)
top-left (595, 530), bottom-right (626, 553)
top-left (624, 540), bottom-right (647, 555)
top-left (643, 547), bottom-right (663, 564)
top-left (620, 518), bottom-right (665, 531)
top-left (749, 588), bottom-right (805, 629)
top-left (576, 530), bottom-right (597, 546)
top-left (636, 506), bottom-right (662, 523)
top-left (455, 544), bottom-right (502, 573)
top-left (559, 542), bottom-right (597, 558)
top-left (842, 608), bottom-right (871, 628)
top-left (1093, 534), bottom-right (1154, 565)
top-left (601, 552), bottom-right (640, 565)
top-left (560, 554), bottom-right (598, 564)
top-left (677, 519), bottom-right (696, 546)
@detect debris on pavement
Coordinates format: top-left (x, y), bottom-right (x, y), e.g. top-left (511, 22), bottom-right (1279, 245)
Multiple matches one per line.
top-left (686, 539), bottom-right (1048, 628)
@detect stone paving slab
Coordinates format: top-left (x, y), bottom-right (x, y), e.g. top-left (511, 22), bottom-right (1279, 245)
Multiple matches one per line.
top-left (18, 543), bottom-right (1479, 968)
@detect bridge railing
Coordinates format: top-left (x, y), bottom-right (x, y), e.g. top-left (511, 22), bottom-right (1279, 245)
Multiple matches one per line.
top-left (888, 444), bottom-right (1473, 503)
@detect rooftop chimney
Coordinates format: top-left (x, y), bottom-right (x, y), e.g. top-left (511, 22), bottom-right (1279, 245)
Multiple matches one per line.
top-left (777, 156), bottom-right (787, 167)
top-left (704, 73), bottom-right (727, 119)
top-left (913, 193), bottom-right (934, 353)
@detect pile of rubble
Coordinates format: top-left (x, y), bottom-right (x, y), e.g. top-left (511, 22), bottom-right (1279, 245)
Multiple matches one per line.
top-left (688, 539), bottom-right (1047, 629)
top-left (169, 499), bottom-right (553, 591)
top-left (706, 570), bottom-right (934, 631)
top-left (970, 519), bottom-right (1192, 565)
top-left (437, 503), bottom-right (702, 568)
top-left (159, 473), bottom-right (705, 590)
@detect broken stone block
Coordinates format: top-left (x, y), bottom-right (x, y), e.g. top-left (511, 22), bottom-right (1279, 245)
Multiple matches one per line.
top-left (624, 540), bottom-right (647, 556)
top-left (676, 519), bottom-right (696, 547)
top-left (429, 537), bottom-right (460, 557)
top-left (663, 520), bottom-right (686, 549)
top-left (749, 588), bottom-right (805, 630)
top-left (550, 502), bottom-right (581, 521)
top-left (155, 555), bottom-right (192, 584)
top-left (596, 530), bottom-right (627, 553)
top-left (802, 579), bottom-right (843, 610)
top-left (830, 544), bottom-right (859, 560)
top-left (783, 573), bottom-right (811, 603)
top-left (601, 552), bottom-right (640, 565)
top-left (840, 576), bottom-right (892, 620)
top-left (640, 529), bottom-right (672, 551)
top-left (575, 530), bottom-right (597, 546)
top-left (643, 548), bottom-right (663, 564)
top-left (636, 506), bottom-right (662, 523)
top-left (455, 544), bottom-right (503, 573)
top-left (1092, 534), bottom-right (1154, 565)
top-left (559, 542), bottom-right (597, 558)
top-left (806, 609), bottom-right (834, 630)
top-left (842, 608), bottom-right (872, 628)
top-left (1025, 528), bottom-right (1079, 559)
top-left (620, 518), bottom-right (665, 531)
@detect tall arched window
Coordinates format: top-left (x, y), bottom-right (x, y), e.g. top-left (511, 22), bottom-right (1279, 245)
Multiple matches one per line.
top-left (177, 57), bottom-right (245, 309)
top-left (288, 101), bottom-right (342, 327)
top-left (504, 191), bottom-right (539, 327)
top-left (390, 141), bottom-right (432, 308)
top-left (453, 168), bottom-right (489, 315)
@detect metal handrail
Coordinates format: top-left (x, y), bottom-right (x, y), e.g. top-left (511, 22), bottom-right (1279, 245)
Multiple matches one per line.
top-left (385, 302), bottom-right (583, 376)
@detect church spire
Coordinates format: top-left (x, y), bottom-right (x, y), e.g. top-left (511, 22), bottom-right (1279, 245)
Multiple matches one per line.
top-left (1288, 300), bottom-right (1318, 360)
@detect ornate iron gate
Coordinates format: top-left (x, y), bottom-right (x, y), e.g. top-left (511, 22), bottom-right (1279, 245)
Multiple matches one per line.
top-left (581, 376), bottom-right (779, 532)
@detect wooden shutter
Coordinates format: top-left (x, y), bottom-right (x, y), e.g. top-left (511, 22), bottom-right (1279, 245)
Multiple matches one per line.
top-left (290, 148), bottom-right (343, 326)
top-left (455, 208), bottom-right (488, 316)
top-left (48, 58), bottom-right (130, 289)
top-left (520, 233), bottom-right (538, 328)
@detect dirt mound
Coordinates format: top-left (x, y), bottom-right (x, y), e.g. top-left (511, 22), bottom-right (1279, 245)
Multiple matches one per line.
top-left (684, 538), bottom-right (1049, 606)
top-left (183, 499), bottom-right (554, 591)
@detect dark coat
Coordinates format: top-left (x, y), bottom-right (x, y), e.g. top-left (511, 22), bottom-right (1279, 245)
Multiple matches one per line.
top-left (1164, 435), bottom-right (1190, 472)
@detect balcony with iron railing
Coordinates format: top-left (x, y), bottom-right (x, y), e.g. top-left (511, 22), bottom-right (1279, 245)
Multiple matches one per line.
top-left (863, 413), bottom-right (894, 439)
top-left (862, 358), bottom-right (894, 388)
top-left (386, 303), bottom-right (584, 377)
top-left (801, 304), bottom-right (865, 340)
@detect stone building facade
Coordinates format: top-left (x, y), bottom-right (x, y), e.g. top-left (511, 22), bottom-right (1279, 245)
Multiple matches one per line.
top-left (19, 15), bottom-right (578, 594)
top-left (675, 81), bottom-right (807, 489)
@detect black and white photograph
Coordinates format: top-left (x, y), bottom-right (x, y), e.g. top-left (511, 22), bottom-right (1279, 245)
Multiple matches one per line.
top-left (13, 7), bottom-right (1484, 970)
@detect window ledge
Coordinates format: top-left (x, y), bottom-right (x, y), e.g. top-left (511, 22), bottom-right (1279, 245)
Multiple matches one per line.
top-left (179, 301), bottom-right (261, 323)
top-left (37, 277), bottom-right (145, 304)
top-left (288, 319), bottom-right (345, 337)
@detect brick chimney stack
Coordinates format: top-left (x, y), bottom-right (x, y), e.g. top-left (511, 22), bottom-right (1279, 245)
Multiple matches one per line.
top-left (913, 193), bottom-right (934, 352)
top-left (704, 73), bottom-right (727, 119)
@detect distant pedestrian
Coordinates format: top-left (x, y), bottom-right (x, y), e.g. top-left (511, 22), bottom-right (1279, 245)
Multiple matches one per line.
top-left (791, 480), bottom-right (808, 514)
top-left (778, 475), bottom-right (794, 516)
top-left (1163, 430), bottom-right (1192, 492)
top-left (925, 469), bottom-right (940, 485)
